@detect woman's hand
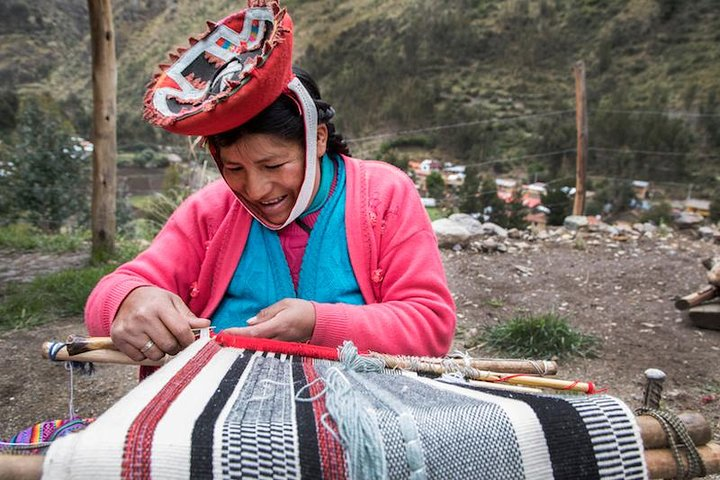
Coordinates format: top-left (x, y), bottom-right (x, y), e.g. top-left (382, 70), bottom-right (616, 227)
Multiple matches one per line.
top-left (223, 298), bottom-right (316, 342)
top-left (111, 286), bottom-right (211, 361)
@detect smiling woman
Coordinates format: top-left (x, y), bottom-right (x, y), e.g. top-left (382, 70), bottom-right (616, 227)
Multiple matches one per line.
top-left (84, 0), bottom-right (456, 362)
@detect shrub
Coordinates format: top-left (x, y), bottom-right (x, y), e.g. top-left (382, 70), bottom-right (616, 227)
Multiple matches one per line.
top-left (479, 312), bottom-right (600, 359)
top-left (0, 96), bottom-right (89, 232)
top-left (426, 171), bottom-right (445, 201)
top-left (640, 201), bottom-right (674, 225)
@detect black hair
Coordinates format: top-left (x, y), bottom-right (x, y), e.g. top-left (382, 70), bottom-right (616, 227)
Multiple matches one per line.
top-left (209, 66), bottom-right (350, 156)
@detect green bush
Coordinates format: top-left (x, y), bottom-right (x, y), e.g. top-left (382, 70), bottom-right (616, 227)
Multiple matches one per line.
top-left (640, 201), bottom-right (674, 225)
top-left (543, 186), bottom-right (573, 226)
top-left (0, 96), bottom-right (89, 232)
top-left (426, 171), bottom-right (445, 201)
top-left (459, 166), bottom-right (481, 214)
top-left (132, 148), bottom-right (168, 168)
top-left (479, 312), bottom-right (600, 359)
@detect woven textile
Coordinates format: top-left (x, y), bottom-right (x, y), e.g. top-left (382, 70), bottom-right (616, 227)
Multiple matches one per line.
top-left (43, 338), bottom-right (647, 479)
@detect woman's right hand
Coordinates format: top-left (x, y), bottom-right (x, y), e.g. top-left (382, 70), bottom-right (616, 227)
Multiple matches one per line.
top-left (111, 286), bottom-right (211, 361)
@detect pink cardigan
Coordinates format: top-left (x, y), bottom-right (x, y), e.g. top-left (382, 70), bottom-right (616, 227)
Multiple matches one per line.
top-left (85, 156), bottom-right (456, 356)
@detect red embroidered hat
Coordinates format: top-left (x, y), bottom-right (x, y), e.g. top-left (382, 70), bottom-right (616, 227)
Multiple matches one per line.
top-left (143, 0), bottom-right (293, 137)
top-left (143, 0), bottom-right (321, 230)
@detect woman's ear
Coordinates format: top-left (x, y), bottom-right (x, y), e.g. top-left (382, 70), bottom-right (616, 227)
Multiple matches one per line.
top-left (316, 123), bottom-right (329, 158)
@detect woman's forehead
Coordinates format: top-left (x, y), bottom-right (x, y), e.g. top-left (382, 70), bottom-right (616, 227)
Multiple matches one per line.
top-left (220, 133), bottom-right (301, 161)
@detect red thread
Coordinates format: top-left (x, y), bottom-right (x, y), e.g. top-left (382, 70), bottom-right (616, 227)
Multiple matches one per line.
top-left (562, 380), bottom-right (580, 391)
top-left (303, 358), bottom-right (347, 479)
top-left (215, 332), bottom-right (353, 360)
top-left (122, 341), bottom-right (221, 479)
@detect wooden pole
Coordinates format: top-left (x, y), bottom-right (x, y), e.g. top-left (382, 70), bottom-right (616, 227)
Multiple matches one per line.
top-left (646, 442), bottom-right (720, 479)
top-left (637, 412), bottom-right (712, 449)
top-left (0, 455), bottom-right (44, 480)
top-left (88, 0), bottom-right (117, 262)
top-left (674, 284), bottom-right (718, 310)
top-left (573, 60), bottom-right (588, 216)
top-left (3, 443), bottom-right (719, 480)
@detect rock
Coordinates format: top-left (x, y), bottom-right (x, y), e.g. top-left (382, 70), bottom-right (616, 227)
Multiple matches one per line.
top-left (480, 222), bottom-right (508, 238)
top-left (536, 230), bottom-right (549, 240)
top-left (496, 242), bottom-right (508, 253)
top-left (448, 213), bottom-right (484, 236)
top-left (482, 238), bottom-right (498, 252)
top-left (432, 219), bottom-right (471, 247)
top-left (675, 212), bottom-right (703, 229)
top-left (564, 215), bottom-right (589, 231)
top-left (698, 226), bottom-right (716, 240)
top-left (640, 222), bottom-right (658, 234)
top-left (507, 228), bottom-right (523, 239)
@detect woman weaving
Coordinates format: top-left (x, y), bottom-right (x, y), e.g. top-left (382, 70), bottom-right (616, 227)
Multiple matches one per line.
top-left (85, 1), bottom-right (456, 363)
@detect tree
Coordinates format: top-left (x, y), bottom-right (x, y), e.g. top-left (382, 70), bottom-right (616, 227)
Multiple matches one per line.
top-left (543, 186), bottom-right (573, 226)
top-left (0, 87), bottom-right (19, 134)
top-left (425, 171), bottom-right (445, 201)
top-left (459, 165), bottom-right (481, 213)
top-left (479, 177), bottom-right (507, 225)
top-left (505, 196), bottom-right (529, 230)
top-left (0, 96), bottom-right (90, 231)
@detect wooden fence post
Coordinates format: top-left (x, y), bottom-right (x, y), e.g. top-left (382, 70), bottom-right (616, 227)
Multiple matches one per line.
top-left (573, 60), bottom-right (588, 216)
top-left (88, 0), bottom-right (117, 262)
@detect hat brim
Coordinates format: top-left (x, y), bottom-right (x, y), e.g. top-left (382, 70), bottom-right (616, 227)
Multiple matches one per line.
top-left (143, 2), bottom-right (293, 137)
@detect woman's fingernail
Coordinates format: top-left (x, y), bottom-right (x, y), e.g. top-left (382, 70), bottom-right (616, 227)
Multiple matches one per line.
top-left (246, 316), bottom-right (257, 325)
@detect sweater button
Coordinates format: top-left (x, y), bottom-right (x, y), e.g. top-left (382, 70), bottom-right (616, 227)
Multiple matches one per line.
top-left (190, 281), bottom-right (199, 298)
top-left (371, 269), bottom-right (384, 283)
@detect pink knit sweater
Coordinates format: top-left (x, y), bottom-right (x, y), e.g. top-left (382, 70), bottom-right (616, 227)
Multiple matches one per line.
top-left (85, 156), bottom-right (456, 356)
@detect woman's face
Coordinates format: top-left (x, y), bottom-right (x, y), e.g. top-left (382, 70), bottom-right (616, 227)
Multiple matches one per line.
top-left (218, 126), bottom-right (327, 227)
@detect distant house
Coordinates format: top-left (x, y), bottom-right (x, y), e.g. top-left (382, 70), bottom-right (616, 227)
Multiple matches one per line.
top-left (684, 198), bottom-right (711, 217)
top-left (525, 212), bottom-right (547, 229)
top-left (495, 178), bottom-right (518, 202)
top-left (418, 159), bottom-right (442, 175)
top-left (632, 180), bottom-right (650, 200)
top-left (521, 182), bottom-right (547, 208)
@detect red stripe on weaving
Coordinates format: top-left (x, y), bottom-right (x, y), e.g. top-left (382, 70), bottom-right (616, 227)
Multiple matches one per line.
top-left (121, 341), bottom-right (221, 479)
top-left (216, 332), bottom-right (344, 360)
top-left (303, 357), bottom-right (347, 480)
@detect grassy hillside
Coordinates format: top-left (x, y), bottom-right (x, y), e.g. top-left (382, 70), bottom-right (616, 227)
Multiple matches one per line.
top-left (2, 0), bottom-right (719, 191)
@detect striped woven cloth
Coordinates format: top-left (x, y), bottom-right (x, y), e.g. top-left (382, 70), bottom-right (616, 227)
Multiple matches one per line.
top-left (43, 336), bottom-right (647, 479)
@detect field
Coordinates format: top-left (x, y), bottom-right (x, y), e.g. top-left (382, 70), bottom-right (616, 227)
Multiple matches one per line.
top-left (1, 231), bottom-right (719, 449)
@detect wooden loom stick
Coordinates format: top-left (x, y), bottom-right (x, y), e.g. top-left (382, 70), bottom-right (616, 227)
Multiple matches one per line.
top-left (370, 352), bottom-right (558, 375)
top-left (41, 342), bottom-right (166, 367)
top-left (0, 454), bottom-right (43, 480)
top-left (468, 373), bottom-right (599, 393)
top-left (645, 442), bottom-right (720, 479)
top-left (5, 439), bottom-right (717, 479)
top-left (637, 412), bottom-right (712, 449)
top-left (52, 334), bottom-right (592, 393)
top-left (674, 284), bottom-right (718, 310)
top-left (466, 379), bottom-right (542, 394)
top-left (65, 335), bottom-right (116, 356)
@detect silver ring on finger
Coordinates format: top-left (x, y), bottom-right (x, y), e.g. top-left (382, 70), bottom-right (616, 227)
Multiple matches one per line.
top-left (140, 339), bottom-right (155, 354)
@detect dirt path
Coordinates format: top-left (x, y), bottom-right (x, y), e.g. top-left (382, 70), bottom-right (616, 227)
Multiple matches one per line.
top-left (1, 234), bottom-right (719, 449)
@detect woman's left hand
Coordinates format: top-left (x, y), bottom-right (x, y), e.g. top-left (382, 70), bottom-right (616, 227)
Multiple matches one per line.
top-left (223, 298), bottom-right (316, 342)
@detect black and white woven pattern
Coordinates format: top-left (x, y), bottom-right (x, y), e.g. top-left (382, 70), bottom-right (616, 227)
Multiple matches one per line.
top-left (43, 339), bottom-right (648, 480)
